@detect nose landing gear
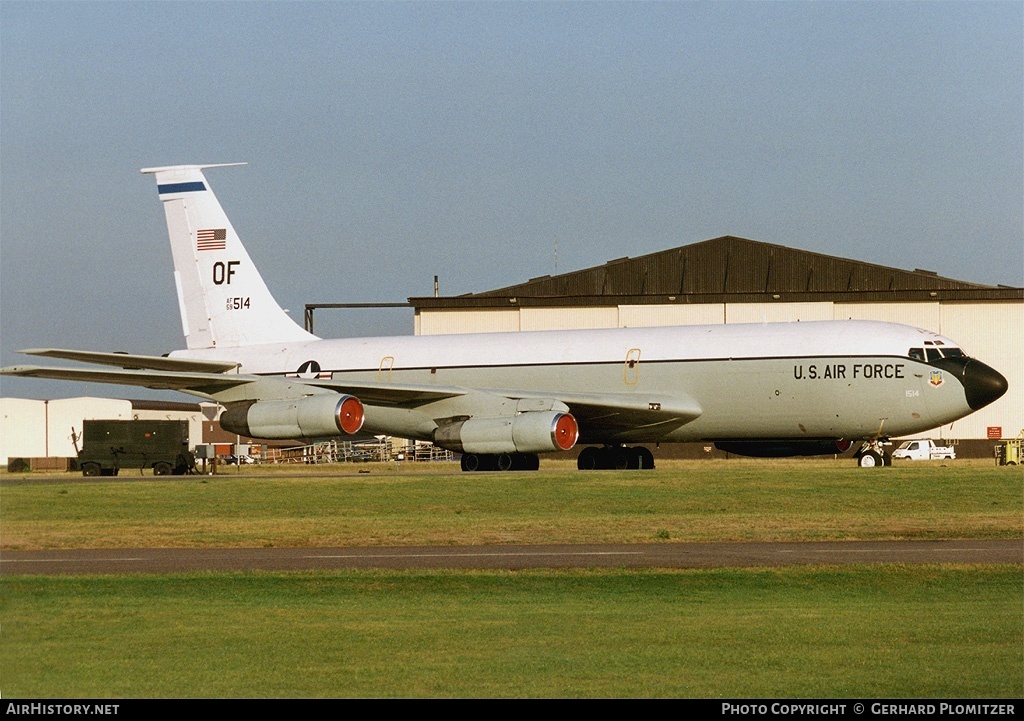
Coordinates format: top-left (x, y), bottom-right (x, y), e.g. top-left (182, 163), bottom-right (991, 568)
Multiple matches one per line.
top-left (854, 440), bottom-right (892, 468)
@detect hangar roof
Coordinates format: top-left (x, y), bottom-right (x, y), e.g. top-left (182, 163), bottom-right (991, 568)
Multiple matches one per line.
top-left (411, 236), bottom-right (1022, 308)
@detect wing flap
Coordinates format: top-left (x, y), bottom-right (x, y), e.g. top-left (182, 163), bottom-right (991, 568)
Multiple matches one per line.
top-left (302, 378), bottom-right (465, 405)
top-left (540, 391), bottom-right (703, 441)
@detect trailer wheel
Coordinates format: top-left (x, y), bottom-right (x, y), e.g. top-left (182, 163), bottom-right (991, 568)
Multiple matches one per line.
top-left (153, 462), bottom-right (172, 476)
top-left (82, 462), bottom-right (101, 477)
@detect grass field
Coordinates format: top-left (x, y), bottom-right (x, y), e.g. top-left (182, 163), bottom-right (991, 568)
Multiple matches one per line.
top-left (2, 460), bottom-right (1021, 549)
top-left (2, 460), bottom-right (1022, 698)
top-left (2, 566), bottom-right (1021, 697)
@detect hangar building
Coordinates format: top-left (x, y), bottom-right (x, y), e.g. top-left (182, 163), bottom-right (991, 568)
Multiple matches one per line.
top-left (408, 236), bottom-right (1022, 449)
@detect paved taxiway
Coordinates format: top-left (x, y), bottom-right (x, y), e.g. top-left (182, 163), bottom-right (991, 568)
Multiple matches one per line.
top-left (1, 539), bottom-right (1019, 575)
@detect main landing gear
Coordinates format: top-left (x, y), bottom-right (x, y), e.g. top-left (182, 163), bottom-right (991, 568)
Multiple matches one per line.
top-left (577, 445), bottom-right (655, 470)
top-left (460, 452), bottom-right (540, 472)
top-left (457, 446), bottom-right (658, 472)
top-left (854, 440), bottom-right (892, 468)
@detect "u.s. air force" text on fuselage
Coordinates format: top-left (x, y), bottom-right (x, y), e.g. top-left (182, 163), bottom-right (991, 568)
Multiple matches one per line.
top-left (793, 363), bottom-right (905, 380)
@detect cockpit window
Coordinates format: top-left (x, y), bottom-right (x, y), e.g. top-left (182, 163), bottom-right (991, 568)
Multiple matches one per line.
top-left (909, 346), bottom-right (966, 361)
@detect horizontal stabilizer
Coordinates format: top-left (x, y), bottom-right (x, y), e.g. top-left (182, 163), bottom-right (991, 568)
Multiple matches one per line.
top-left (18, 348), bottom-right (241, 374)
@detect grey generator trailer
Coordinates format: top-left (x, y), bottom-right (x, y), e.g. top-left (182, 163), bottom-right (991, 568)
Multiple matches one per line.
top-left (77, 419), bottom-right (196, 476)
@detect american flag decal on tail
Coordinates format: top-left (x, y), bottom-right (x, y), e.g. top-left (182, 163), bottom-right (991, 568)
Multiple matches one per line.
top-left (197, 228), bottom-right (227, 251)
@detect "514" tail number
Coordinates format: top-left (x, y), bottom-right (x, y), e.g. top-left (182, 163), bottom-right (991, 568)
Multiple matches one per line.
top-left (226, 297), bottom-right (251, 310)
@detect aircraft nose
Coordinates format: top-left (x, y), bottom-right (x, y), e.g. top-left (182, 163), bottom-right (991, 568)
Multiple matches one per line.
top-left (961, 359), bottom-right (1009, 411)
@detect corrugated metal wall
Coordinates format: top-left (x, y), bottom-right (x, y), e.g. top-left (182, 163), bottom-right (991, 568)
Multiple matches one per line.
top-left (417, 309), bottom-right (520, 335)
top-left (619, 304), bottom-right (725, 327)
top-left (935, 304), bottom-right (1023, 440)
top-left (724, 302), bottom-right (834, 324)
top-left (834, 302), bottom-right (942, 328)
top-left (520, 307), bottom-right (619, 332)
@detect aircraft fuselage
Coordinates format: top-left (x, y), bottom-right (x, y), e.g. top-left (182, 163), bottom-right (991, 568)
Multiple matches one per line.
top-left (175, 319), bottom-right (992, 445)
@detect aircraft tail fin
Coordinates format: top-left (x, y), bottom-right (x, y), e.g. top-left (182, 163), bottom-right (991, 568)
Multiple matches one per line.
top-left (141, 164), bottom-right (317, 349)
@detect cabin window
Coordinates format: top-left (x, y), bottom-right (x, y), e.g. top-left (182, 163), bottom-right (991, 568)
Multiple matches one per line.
top-left (925, 348), bottom-right (942, 362)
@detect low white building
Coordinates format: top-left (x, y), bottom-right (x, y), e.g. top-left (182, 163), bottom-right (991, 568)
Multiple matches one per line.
top-left (0, 397), bottom-right (213, 465)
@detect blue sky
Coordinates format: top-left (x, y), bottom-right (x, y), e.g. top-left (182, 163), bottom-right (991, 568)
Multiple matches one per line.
top-left (2, 1), bottom-right (1021, 400)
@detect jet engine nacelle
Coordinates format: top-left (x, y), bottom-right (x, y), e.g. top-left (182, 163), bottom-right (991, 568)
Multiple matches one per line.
top-left (221, 395), bottom-right (364, 439)
top-left (714, 440), bottom-right (854, 458)
top-left (433, 411), bottom-right (579, 455)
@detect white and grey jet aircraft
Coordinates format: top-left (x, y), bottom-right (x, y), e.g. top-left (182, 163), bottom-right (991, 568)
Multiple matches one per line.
top-left (3, 164), bottom-right (1008, 470)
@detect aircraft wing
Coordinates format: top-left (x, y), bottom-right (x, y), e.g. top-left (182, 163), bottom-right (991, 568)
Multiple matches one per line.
top-left (0, 364), bottom-right (254, 394)
top-left (4, 353), bottom-right (702, 442)
top-left (17, 348), bottom-right (241, 373)
top-left (306, 378), bottom-right (702, 439)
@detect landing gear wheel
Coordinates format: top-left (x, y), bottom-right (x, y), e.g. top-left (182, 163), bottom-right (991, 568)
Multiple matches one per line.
top-left (858, 451), bottom-right (883, 468)
top-left (577, 446), bottom-right (655, 470)
top-left (612, 447), bottom-right (633, 470)
top-left (461, 453), bottom-right (499, 472)
top-left (512, 454), bottom-right (540, 471)
top-left (635, 447), bottom-right (655, 470)
top-left (496, 453), bottom-right (514, 472)
top-left (577, 447), bottom-right (600, 470)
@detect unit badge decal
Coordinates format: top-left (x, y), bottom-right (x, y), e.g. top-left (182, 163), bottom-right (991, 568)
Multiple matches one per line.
top-left (929, 370), bottom-right (944, 387)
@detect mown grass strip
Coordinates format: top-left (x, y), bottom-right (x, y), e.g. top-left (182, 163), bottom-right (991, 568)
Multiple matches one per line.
top-left (3, 462), bottom-right (1021, 549)
top-left (2, 565), bottom-right (1020, 698)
